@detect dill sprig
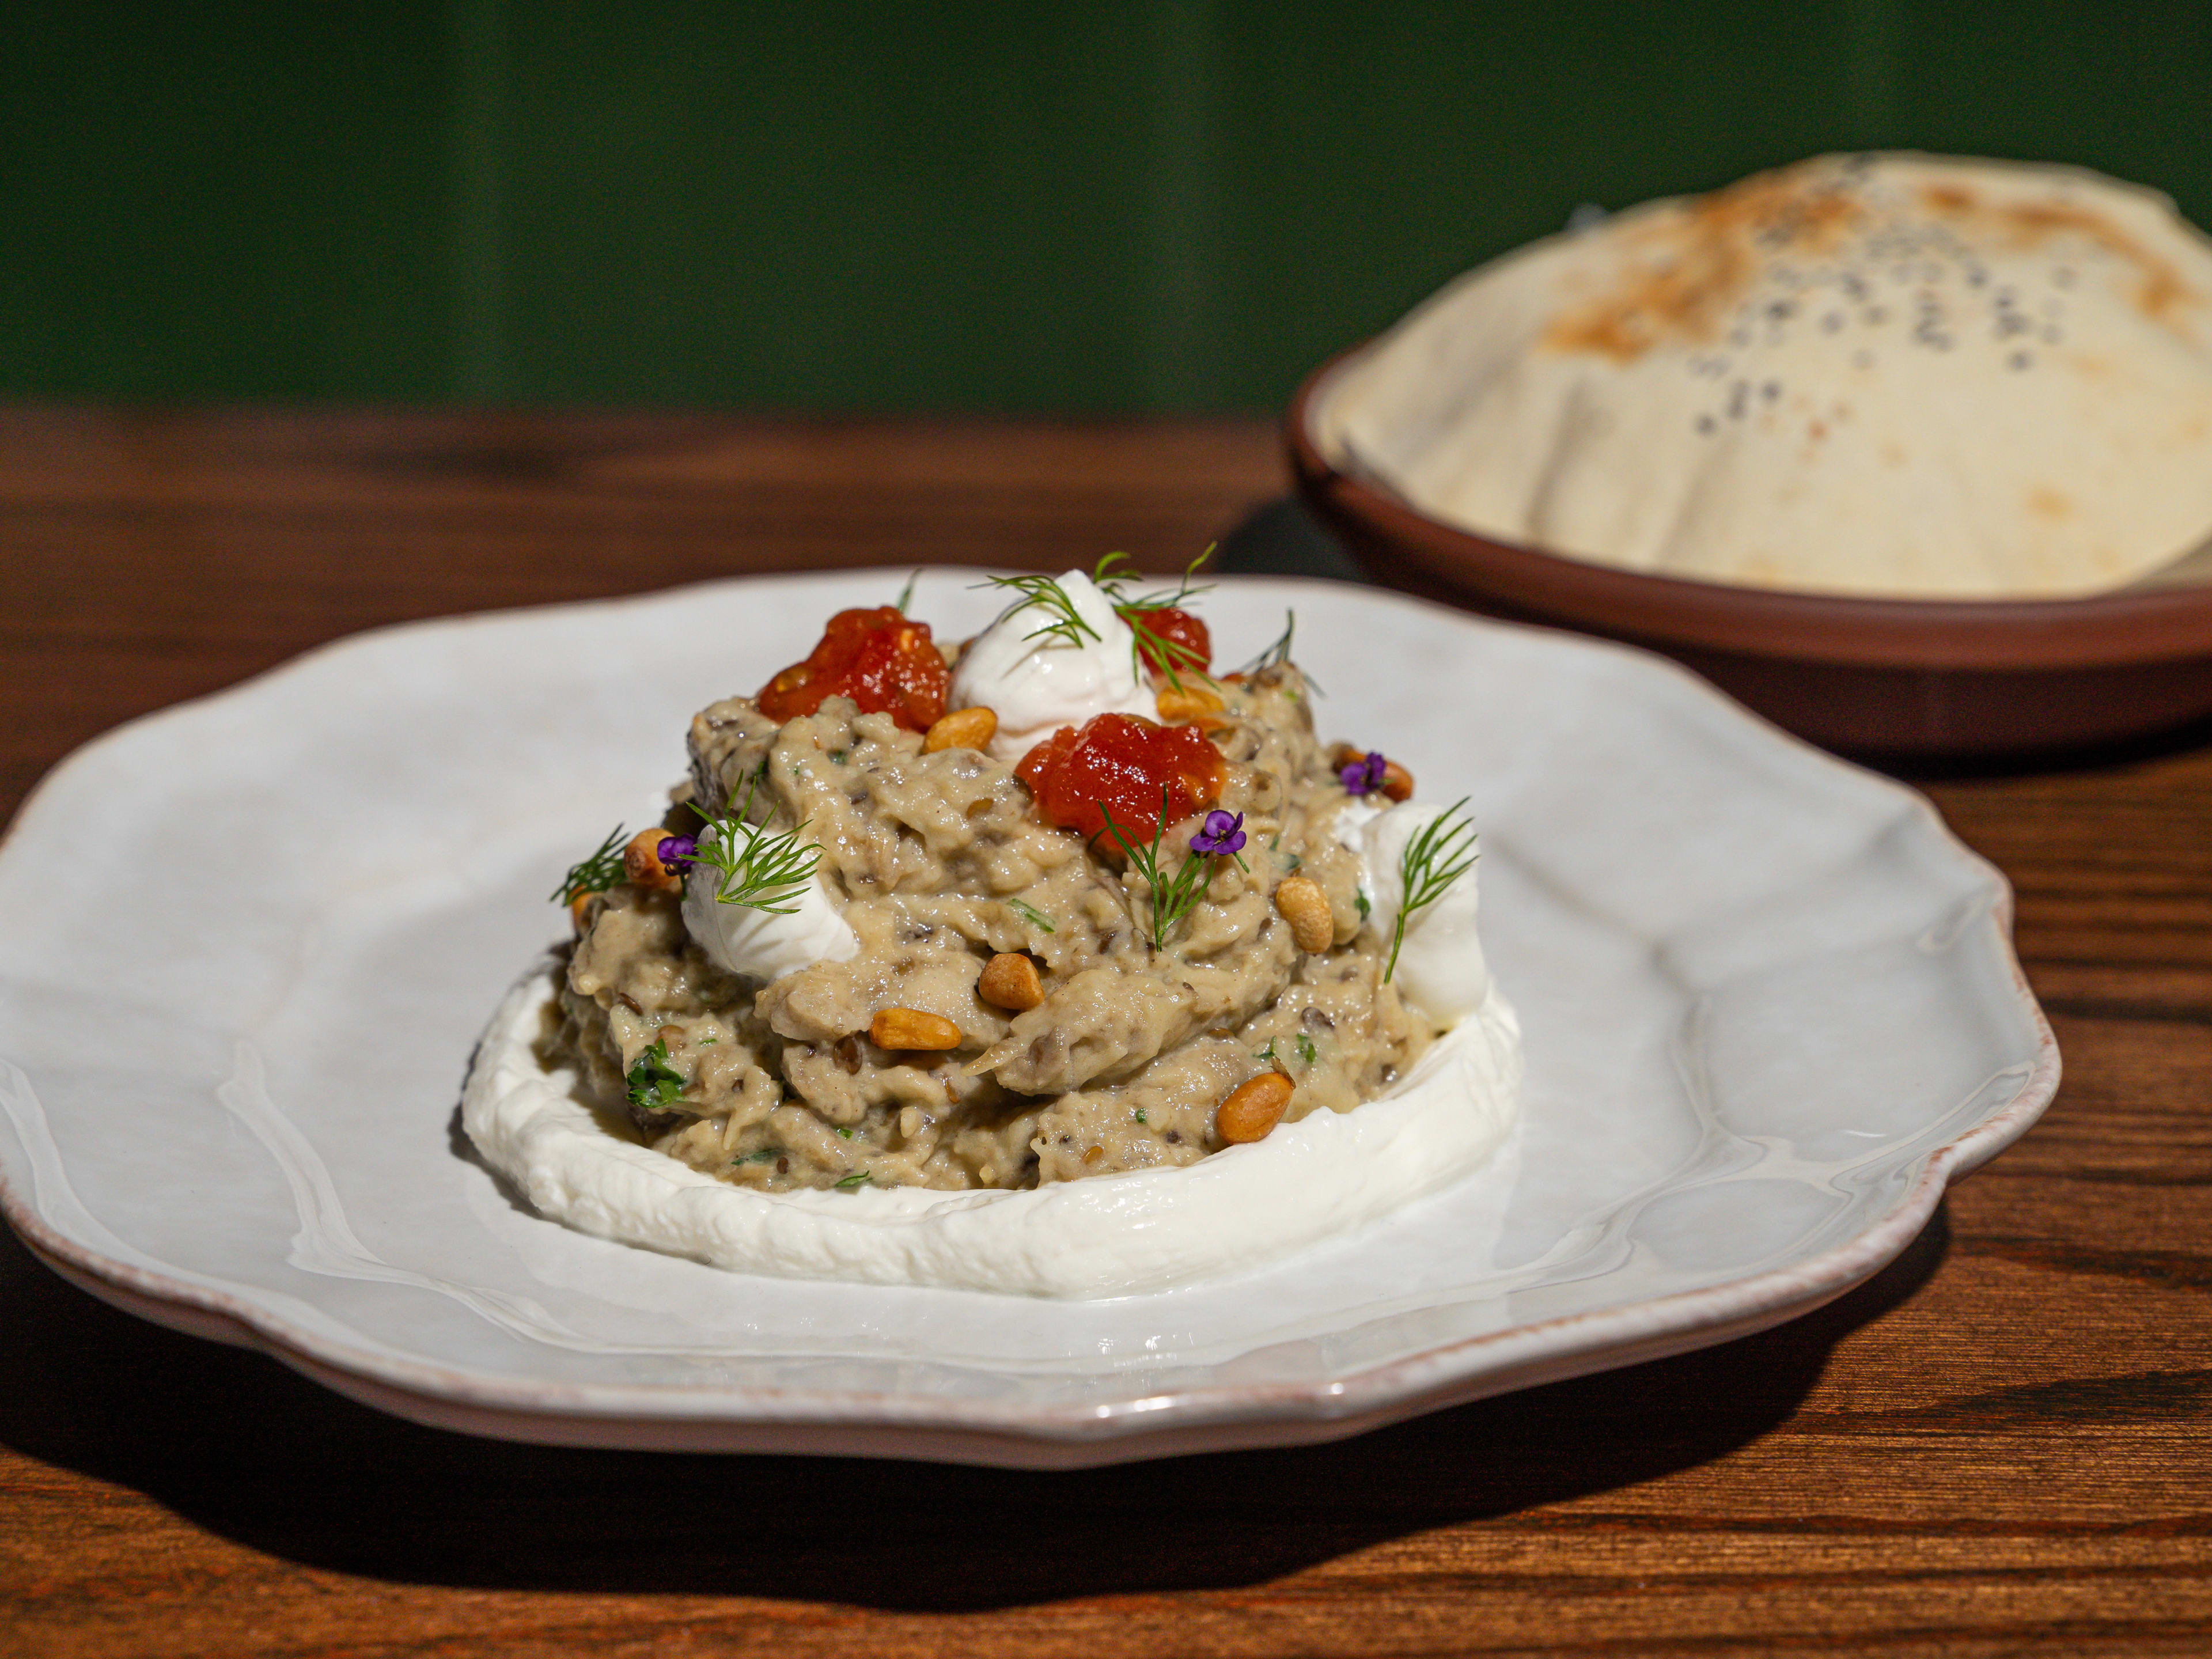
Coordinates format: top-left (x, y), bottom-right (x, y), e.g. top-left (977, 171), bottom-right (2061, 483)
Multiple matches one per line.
top-left (690, 770), bottom-right (826, 914)
top-left (835, 1170), bottom-right (873, 1191)
top-left (1237, 610), bottom-right (1297, 675)
top-left (892, 569), bottom-right (921, 613)
top-left (1386, 798), bottom-right (1478, 983)
top-left (971, 552), bottom-right (1222, 692)
top-left (624, 1037), bottom-right (687, 1113)
top-left (1233, 609), bottom-right (1324, 695)
top-left (1096, 790), bottom-right (1243, 952)
top-left (1094, 550), bottom-right (1217, 692)
top-left (972, 570), bottom-right (1105, 650)
top-left (551, 823), bottom-right (627, 903)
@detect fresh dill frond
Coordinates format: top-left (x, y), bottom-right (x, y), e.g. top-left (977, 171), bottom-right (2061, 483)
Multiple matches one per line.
top-left (1119, 607), bottom-right (1213, 692)
top-left (624, 1038), bottom-right (687, 1113)
top-left (1387, 798), bottom-right (1478, 983)
top-left (972, 571), bottom-right (1103, 650)
top-left (1232, 609), bottom-right (1323, 695)
top-left (1255, 1038), bottom-right (1277, 1064)
top-left (893, 569), bottom-right (921, 613)
top-left (1295, 1031), bottom-right (1317, 1066)
top-left (1099, 790), bottom-right (1219, 952)
top-left (1355, 889), bottom-right (1371, 920)
top-left (834, 1170), bottom-right (873, 1191)
top-left (1133, 1108), bottom-right (1147, 1124)
top-left (1093, 546), bottom-right (1213, 613)
top-left (690, 771), bottom-right (825, 914)
top-left (1094, 548), bottom-right (1218, 692)
top-left (1237, 611), bottom-right (1297, 675)
top-left (551, 823), bottom-right (627, 903)
top-left (1006, 896), bottom-right (1057, 934)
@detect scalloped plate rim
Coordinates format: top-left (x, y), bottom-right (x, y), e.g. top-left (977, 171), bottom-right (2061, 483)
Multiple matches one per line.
top-left (0, 571), bottom-right (2060, 1467)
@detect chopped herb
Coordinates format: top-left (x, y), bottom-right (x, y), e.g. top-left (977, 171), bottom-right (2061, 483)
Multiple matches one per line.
top-left (1134, 1109), bottom-right (1147, 1124)
top-left (698, 1035), bottom-right (718, 1046)
top-left (1355, 889), bottom-right (1372, 920)
top-left (828, 749), bottom-right (849, 764)
top-left (835, 1125), bottom-right (853, 1139)
top-left (624, 1038), bottom-right (686, 1113)
top-left (1387, 799), bottom-right (1478, 983)
top-left (736, 1147), bottom-right (780, 1165)
top-left (1255, 1039), bottom-right (1278, 1064)
top-left (1006, 896), bottom-right (1056, 934)
top-left (690, 770), bottom-right (825, 914)
top-left (1295, 1032), bottom-right (1317, 1065)
top-left (835, 1171), bottom-right (873, 1191)
top-left (1283, 852), bottom-right (1303, 873)
top-left (551, 823), bottom-right (627, 903)
top-left (892, 569), bottom-right (921, 613)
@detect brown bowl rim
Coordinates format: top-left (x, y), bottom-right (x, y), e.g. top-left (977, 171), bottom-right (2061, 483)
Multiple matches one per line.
top-left (1286, 342), bottom-right (2212, 672)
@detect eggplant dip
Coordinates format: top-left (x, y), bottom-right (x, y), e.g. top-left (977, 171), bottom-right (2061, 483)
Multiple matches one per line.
top-left (461, 563), bottom-right (1521, 1296)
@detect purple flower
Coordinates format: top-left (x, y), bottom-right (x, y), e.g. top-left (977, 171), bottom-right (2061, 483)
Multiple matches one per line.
top-left (1190, 809), bottom-right (1245, 857)
top-left (656, 834), bottom-right (698, 876)
top-left (1341, 751), bottom-right (1388, 796)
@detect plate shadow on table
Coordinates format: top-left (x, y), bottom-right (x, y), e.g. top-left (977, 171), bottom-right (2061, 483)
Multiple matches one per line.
top-left (0, 1207), bottom-right (1948, 1612)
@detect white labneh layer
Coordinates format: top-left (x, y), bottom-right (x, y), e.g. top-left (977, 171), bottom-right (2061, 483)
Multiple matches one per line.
top-left (681, 862), bottom-right (858, 982)
top-left (463, 966), bottom-right (1522, 1298)
top-left (949, 570), bottom-right (1158, 766)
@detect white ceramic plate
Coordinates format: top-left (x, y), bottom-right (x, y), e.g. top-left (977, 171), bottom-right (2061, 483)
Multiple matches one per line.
top-left (0, 573), bottom-right (2056, 1468)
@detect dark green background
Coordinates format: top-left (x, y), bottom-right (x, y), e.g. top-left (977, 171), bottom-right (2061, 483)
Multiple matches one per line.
top-left (6, 2), bottom-right (2209, 412)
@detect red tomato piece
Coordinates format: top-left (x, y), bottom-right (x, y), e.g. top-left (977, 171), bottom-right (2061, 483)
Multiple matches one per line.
top-left (757, 607), bottom-right (949, 733)
top-left (1122, 605), bottom-right (1212, 680)
top-left (1016, 712), bottom-right (1224, 841)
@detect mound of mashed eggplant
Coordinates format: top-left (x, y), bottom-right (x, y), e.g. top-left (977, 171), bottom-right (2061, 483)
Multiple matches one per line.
top-left (467, 565), bottom-right (1520, 1293)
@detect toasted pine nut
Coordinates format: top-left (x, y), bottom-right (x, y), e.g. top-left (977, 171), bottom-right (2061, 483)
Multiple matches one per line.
top-left (870, 1007), bottom-right (963, 1051)
top-left (623, 828), bottom-right (684, 892)
top-left (977, 952), bottom-right (1045, 1012)
top-left (1082, 1145), bottom-right (1104, 1165)
top-left (924, 706), bottom-right (997, 753)
top-left (1216, 1071), bottom-right (1294, 1143)
top-left (1273, 875), bottom-right (1334, 953)
top-left (1156, 685), bottom-right (1226, 725)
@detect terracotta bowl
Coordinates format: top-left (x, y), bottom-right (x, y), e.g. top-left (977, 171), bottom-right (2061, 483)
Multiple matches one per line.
top-left (1286, 344), bottom-right (2212, 756)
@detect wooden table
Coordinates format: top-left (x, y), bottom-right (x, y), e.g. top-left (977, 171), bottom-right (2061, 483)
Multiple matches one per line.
top-left (3, 410), bottom-right (2207, 1657)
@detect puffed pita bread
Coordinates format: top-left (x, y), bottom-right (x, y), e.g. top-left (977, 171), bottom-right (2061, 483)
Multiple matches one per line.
top-left (1317, 153), bottom-right (2212, 599)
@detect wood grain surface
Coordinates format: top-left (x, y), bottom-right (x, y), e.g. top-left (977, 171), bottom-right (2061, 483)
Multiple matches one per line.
top-left (1, 410), bottom-right (2206, 1657)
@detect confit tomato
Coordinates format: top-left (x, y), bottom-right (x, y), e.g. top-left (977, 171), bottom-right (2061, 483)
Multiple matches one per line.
top-left (1016, 712), bottom-right (1224, 842)
top-left (1123, 605), bottom-right (1211, 680)
top-left (757, 606), bottom-right (948, 733)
